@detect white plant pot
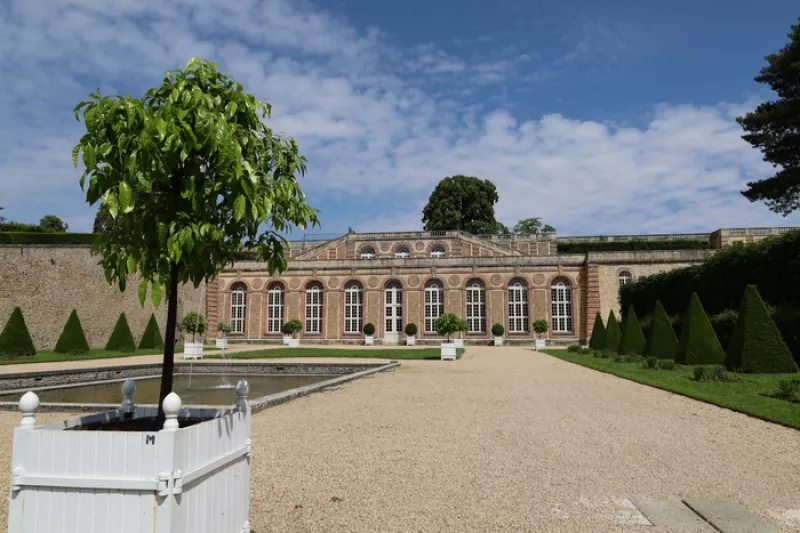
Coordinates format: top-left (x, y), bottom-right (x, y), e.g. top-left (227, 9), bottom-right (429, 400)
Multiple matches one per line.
top-left (288, 338), bottom-right (300, 348)
top-left (535, 339), bottom-right (547, 350)
top-left (441, 342), bottom-right (457, 361)
top-left (183, 340), bottom-right (204, 359)
top-left (406, 335), bottom-right (416, 346)
top-left (364, 335), bottom-right (374, 346)
top-left (494, 337), bottom-right (504, 347)
top-left (8, 384), bottom-right (252, 533)
top-left (215, 338), bottom-right (228, 349)
top-left (453, 339), bottom-right (464, 348)
top-left (282, 335), bottom-right (291, 346)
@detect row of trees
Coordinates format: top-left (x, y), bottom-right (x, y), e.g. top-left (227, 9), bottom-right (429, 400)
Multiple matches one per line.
top-left (0, 208), bottom-right (69, 233)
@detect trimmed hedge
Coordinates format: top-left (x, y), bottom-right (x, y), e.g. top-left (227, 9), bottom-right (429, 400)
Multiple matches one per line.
top-left (588, 312), bottom-right (606, 350)
top-left (557, 239), bottom-right (709, 254)
top-left (105, 313), bottom-right (137, 353)
top-left (138, 314), bottom-right (164, 350)
top-left (54, 310), bottom-right (90, 355)
top-left (603, 311), bottom-right (622, 352)
top-left (0, 232), bottom-right (96, 245)
top-left (676, 293), bottom-right (725, 365)
top-left (0, 307), bottom-right (36, 357)
top-left (619, 306), bottom-right (646, 355)
top-left (644, 301), bottom-right (678, 360)
top-left (725, 285), bottom-right (798, 373)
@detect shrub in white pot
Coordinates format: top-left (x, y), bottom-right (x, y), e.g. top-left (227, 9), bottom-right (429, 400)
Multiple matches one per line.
top-left (405, 323), bottom-right (417, 346)
top-left (181, 312), bottom-right (207, 359)
top-left (216, 320), bottom-right (231, 349)
top-left (435, 314), bottom-right (468, 361)
top-left (492, 323), bottom-right (505, 346)
top-left (534, 319), bottom-right (549, 350)
top-left (282, 318), bottom-right (302, 347)
top-left (363, 323), bottom-right (376, 345)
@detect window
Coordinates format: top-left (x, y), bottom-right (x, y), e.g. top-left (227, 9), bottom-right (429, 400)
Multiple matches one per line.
top-left (395, 247), bottom-right (410, 259)
top-left (424, 281), bottom-right (445, 333)
top-left (230, 283), bottom-right (247, 334)
top-left (385, 282), bottom-right (403, 334)
top-left (619, 270), bottom-right (632, 286)
top-left (508, 279), bottom-right (529, 333)
top-left (344, 282), bottom-right (363, 333)
top-left (430, 246), bottom-right (446, 259)
top-left (465, 280), bottom-right (486, 333)
top-left (305, 283), bottom-right (323, 334)
top-left (551, 278), bottom-right (573, 333)
top-left (266, 283), bottom-right (284, 334)
top-left (360, 247), bottom-right (376, 259)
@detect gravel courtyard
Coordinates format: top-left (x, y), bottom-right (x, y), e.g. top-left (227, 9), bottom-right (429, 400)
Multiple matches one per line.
top-left (1, 347), bottom-right (799, 532)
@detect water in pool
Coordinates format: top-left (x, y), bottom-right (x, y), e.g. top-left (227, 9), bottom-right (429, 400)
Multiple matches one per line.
top-left (0, 374), bottom-right (335, 405)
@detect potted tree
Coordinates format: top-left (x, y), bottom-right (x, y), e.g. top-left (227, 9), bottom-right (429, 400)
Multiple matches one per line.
top-left (492, 323), bottom-right (505, 346)
top-left (282, 318), bottom-right (302, 347)
top-left (181, 312), bottom-right (207, 359)
top-left (435, 313), bottom-right (469, 360)
top-left (364, 323), bottom-right (376, 346)
top-left (534, 319), bottom-right (549, 350)
top-left (216, 320), bottom-right (232, 349)
top-left (5, 58), bottom-right (321, 533)
top-left (405, 323), bottom-right (418, 346)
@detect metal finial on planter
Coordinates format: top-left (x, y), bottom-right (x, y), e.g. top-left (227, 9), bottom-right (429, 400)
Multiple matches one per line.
top-left (235, 379), bottom-right (250, 412)
top-left (121, 379), bottom-right (136, 411)
top-left (162, 392), bottom-right (182, 430)
top-left (18, 391), bottom-right (40, 429)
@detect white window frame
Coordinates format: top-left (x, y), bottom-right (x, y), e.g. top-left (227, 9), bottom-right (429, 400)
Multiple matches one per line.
top-left (430, 246), bottom-right (445, 259)
top-left (424, 281), bottom-right (445, 333)
top-left (619, 271), bottom-right (632, 286)
top-left (344, 282), bottom-right (363, 334)
top-left (305, 283), bottom-right (323, 334)
top-left (508, 279), bottom-right (529, 333)
top-left (384, 282), bottom-right (403, 334)
top-left (266, 283), bottom-right (284, 334)
top-left (465, 280), bottom-right (486, 333)
top-left (551, 279), bottom-right (573, 333)
top-left (395, 247), bottom-right (410, 259)
top-left (360, 247), bottom-right (375, 259)
top-left (230, 284), bottom-right (247, 334)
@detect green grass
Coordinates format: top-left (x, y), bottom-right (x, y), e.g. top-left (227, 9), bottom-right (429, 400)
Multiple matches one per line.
top-left (544, 349), bottom-right (800, 430)
top-left (208, 347), bottom-right (465, 361)
top-left (0, 345), bottom-right (187, 366)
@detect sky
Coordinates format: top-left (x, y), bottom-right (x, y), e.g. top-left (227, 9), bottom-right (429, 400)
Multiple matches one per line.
top-left (1, 0), bottom-right (799, 237)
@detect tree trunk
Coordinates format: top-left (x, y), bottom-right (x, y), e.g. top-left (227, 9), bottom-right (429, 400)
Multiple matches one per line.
top-left (155, 263), bottom-right (180, 428)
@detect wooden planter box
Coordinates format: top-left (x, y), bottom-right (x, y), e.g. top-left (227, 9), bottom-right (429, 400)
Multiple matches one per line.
top-left (441, 343), bottom-right (457, 361)
top-left (494, 337), bottom-right (504, 347)
top-left (453, 339), bottom-right (464, 348)
top-left (8, 381), bottom-right (252, 533)
top-left (282, 335), bottom-right (291, 346)
top-left (287, 338), bottom-right (300, 348)
top-left (183, 341), bottom-right (204, 359)
top-left (535, 339), bottom-right (547, 350)
top-left (364, 335), bottom-right (374, 346)
top-left (406, 335), bottom-right (416, 346)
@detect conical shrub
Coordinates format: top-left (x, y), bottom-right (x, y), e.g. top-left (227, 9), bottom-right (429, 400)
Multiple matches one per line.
top-left (676, 293), bottom-right (725, 365)
top-left (725, 285), bottom-right (798, 373)
top-left (619, 306), bottom-right (646, 355)
top-left (54, 310), bottom-right (90, 355)
top-left (105, 313), bottom-right (136, 352)
top-left (644, 301), bottom-right (678, 360)
top-left (137, 314), bottom-right (164, 350)
top-left (0, 307), bottom-right (36, 357)
top-left (603, 310), bottom-right (622, 353)
top-left (588, 312), bottom-right (606, 350)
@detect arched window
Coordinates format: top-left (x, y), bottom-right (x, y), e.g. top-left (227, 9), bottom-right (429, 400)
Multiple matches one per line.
top-left (465, 280), bottom-right (486, 333)
top-left (385, 281), bottom-right (403, 335)
top-left (508, 279), bottom-right (529, 333)
top-left (551, 278), bottom-right (573, 333)
top-left (344, 282), bottom-right (363, 334)
top-left (305, 283), bottom-right (323, 334)
top-left (424, 280), bottom-right (445, 333)
top-left (266, 283), bottom-right (284, 334)
top-left (430, 246), bottom-right (446, 259)
top-left (230, 283), bottom-right (247, 334)
top-left (360, 247), bottom-right (376, 259)
top-left (395, 247), bottom-right (410, 259)
top-left (619, 270), bottom-right (632, 286)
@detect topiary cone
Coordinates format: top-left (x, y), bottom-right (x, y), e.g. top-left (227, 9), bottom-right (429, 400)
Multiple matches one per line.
top-left (54, 310), bottom-right (90, 355)
top-left (644, 301), bottom-right (678, 359)
top-left (603, 310), bottom-right (622, 352)
top-left (588, 312), bottom-right (606, 350)
top-left (619, 305), bottom-right (646, 355)
top-left (105, 313), bottom-right (137, 353)
top-left (676, 293), bottom-right (725, 365)
top-left (0, 307), bottom-right (36, 357)
top-left (138, 314), bottom-right (164, 350)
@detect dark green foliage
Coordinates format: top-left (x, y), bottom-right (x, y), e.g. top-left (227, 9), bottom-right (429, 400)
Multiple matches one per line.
top-left (0, 222), bottom-right (48, 232)
top-left (676, 294), bottom-right (726, 365)
top-left (659, 359), bottom-right (676, 371)
top-left (612, 353), bottom-right (642, 364)
top-left (643, 356), bottom-right (678, 371)
top-left (725, 285), bottom-right (798, 373)
top-left (776, 380), bottom-right (800, 401)
top-left (581, 347), bottom-right (591, 355)
top-left (0, 307), bottom-right (36, 357)
top-left (588, 312), bottom-right (606, 350)
top-left (619, 306), bottom-right (646, 355)
top-left (93, 204), bottom-right (113, 233)
top-left (54, 310), bottom-right (90, 355)
top-left (137, 314), bottom-right (164, 350)
top-left (643, 356), bottom-right (659, 369)
top-left (39, 215), bottom-right (68, 232)
top-left (692, 365), bottom-right (732, 382)
top-left (0, 232), bottom-right (95, 244)
top-left (709, 309), bottom-right (739, 349)
top-left (105, 313), bottom-right (136, 352)
top-left (491, 323), bottom-right (504, 336)
top-left (567, 345), bottom-right (581, 352)
top-left (557, 239), bottom-right (709, 254)
top-left (644, 301), bottom-right (679, 360)
top-left (421, 175), bottom-right (500, 234)
top-left (363, 323), bottom-right (376, 336)
top-left (773, 305), bottom-right (800, 366)
top-left (603, 311), bottom-right (622, 352)
top-left (404, 323), bottom-right (418, 336)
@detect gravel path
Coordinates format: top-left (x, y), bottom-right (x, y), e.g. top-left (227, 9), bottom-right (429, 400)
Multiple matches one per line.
top-left (1, 347), bottom-right (799, 532)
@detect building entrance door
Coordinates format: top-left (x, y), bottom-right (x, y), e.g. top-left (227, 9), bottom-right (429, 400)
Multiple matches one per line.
top-left (384, 282), bottom-right (402, 345)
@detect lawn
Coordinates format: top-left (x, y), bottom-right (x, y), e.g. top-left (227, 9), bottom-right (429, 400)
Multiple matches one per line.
top-left (0, 345), bottom-right (186, 366)
top-left (209, 347), bottom-right (465, 360)
top-left (544, 350), bottom-right (800, 430)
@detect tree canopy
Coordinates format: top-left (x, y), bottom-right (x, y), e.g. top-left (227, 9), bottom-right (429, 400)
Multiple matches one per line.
top-left (736, 19), bottom-right (800, 215)
top-left (513, 217), bottom-right (555, 235)
top-left (422, 175), bottom-right (500, 234)
top-left (93, 204), bottom-right (113, 234)
top-left (39, 215), bottom-right (68, 232)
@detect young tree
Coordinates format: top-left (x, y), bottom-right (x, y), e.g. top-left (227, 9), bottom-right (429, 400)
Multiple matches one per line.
top-left (72, 58), bottom-right (319, 425)
top-left (422, 175), bottom-right (500, 234)
top-left (512, 217), bottom-right (556, 235)
top-left (736, 19), bottom-right (800, 215)
top-left (39, 215), bottom-right (68, 232)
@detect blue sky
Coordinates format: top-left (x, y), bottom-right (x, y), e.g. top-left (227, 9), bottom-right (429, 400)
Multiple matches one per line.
top-left (1, 0), bottom-right (799, 237)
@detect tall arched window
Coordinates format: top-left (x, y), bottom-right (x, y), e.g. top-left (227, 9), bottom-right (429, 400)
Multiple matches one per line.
top-left (551, 278), bottom-right (573, 333)
top-left (385, 281), bottom-right (403, 335)
top-left (344, 282), bottom-right (363, 334)
top-left (360, 247), bottom-right (376, 259)
top-left (465, 280), bottom-right (486, 333)
top-left (508, 279), bottom-right (529, 333)
top-left (424, 280), bottom-right (445, 333)
top-left (430, 246), bottom-right (446, 259)
top-left (305, 282), bottom-right (323, 334)
top-left (230, 283), bottom-right (247, 334)
top-left (395, 247), bottom-right (410, 259)
top-left (619, 270), bottom-right (632, 286)
top-left (266, 283), bottom-right (284, 334)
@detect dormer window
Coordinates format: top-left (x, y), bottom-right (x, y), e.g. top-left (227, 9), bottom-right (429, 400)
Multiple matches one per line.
top-left (395, 247), bottom-right (410, 259)
top-left (360, 247), bottom-right (376, 259)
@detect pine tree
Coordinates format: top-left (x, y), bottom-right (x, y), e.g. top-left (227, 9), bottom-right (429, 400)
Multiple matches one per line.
top-left (0, 307), bottom-right (36, 357)
top-left (725, 285), bottom-right (798, 373)
top-left (588, 312), bottom-right (606, 350)
top-left (137, 314), bottom-right (164, 350)
top-left (619, 306), bottom-right (646, 355)
top-left (676, 293), bottom-right (725, 365)
top-left (644, 301), bottom-right (678, 360)
top-left (105, 313), bottom-right (137, 352)
top-left (603, 310), bottom-right (622, 353)
top-left (54, 310), bottom-right (90, 355)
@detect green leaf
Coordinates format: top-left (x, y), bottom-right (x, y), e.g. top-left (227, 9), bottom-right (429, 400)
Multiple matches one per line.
top-left (151, 282), bottom-right (163, 308)
top-left (72, 145), bottom-right (81, 168)
top-left (119, 182), bottom-right (133, 213)
top-left (225, 101), bottom-right (238, 118)
top-left (105, 192), bottom-right (120, 218)
top-left (233, 195), bottom-right (246, 221)
top-left (126, 256), bottom-right (136, 274)
top-left (137, 279), bottom-right (147, 306)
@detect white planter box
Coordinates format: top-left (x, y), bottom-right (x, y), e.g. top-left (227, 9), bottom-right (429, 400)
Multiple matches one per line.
top-left (535, 339), bottom-right (547, 350)
top-left (406, 335), bottom-right (416, 346)
top-left (441, 343), bottom-right (457, 361)
top-left (215, 338), bottom-right (228, 349)
top-left (282, 335), bottom-right (291, 346)
top-left (453, 339), bottom-right (464, 348)
top-left (183, 340), bottom-right (204, 359)
top-left (8, 382), bottom-right (252, 533)
top-left (287, 338), bottom-right (300, 348)
top-left (365, 335), bottom-right (374, 346)
top-left (494, 337), bottom-right (504, 347)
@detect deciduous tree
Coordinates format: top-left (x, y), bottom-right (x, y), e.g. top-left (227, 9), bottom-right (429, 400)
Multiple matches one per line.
top-left (39, 215), bottom-right (68, 232)
top-left (422, 175), bottom-right (500, 234)
top-left (513, 217), bottom-right (555, 235)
